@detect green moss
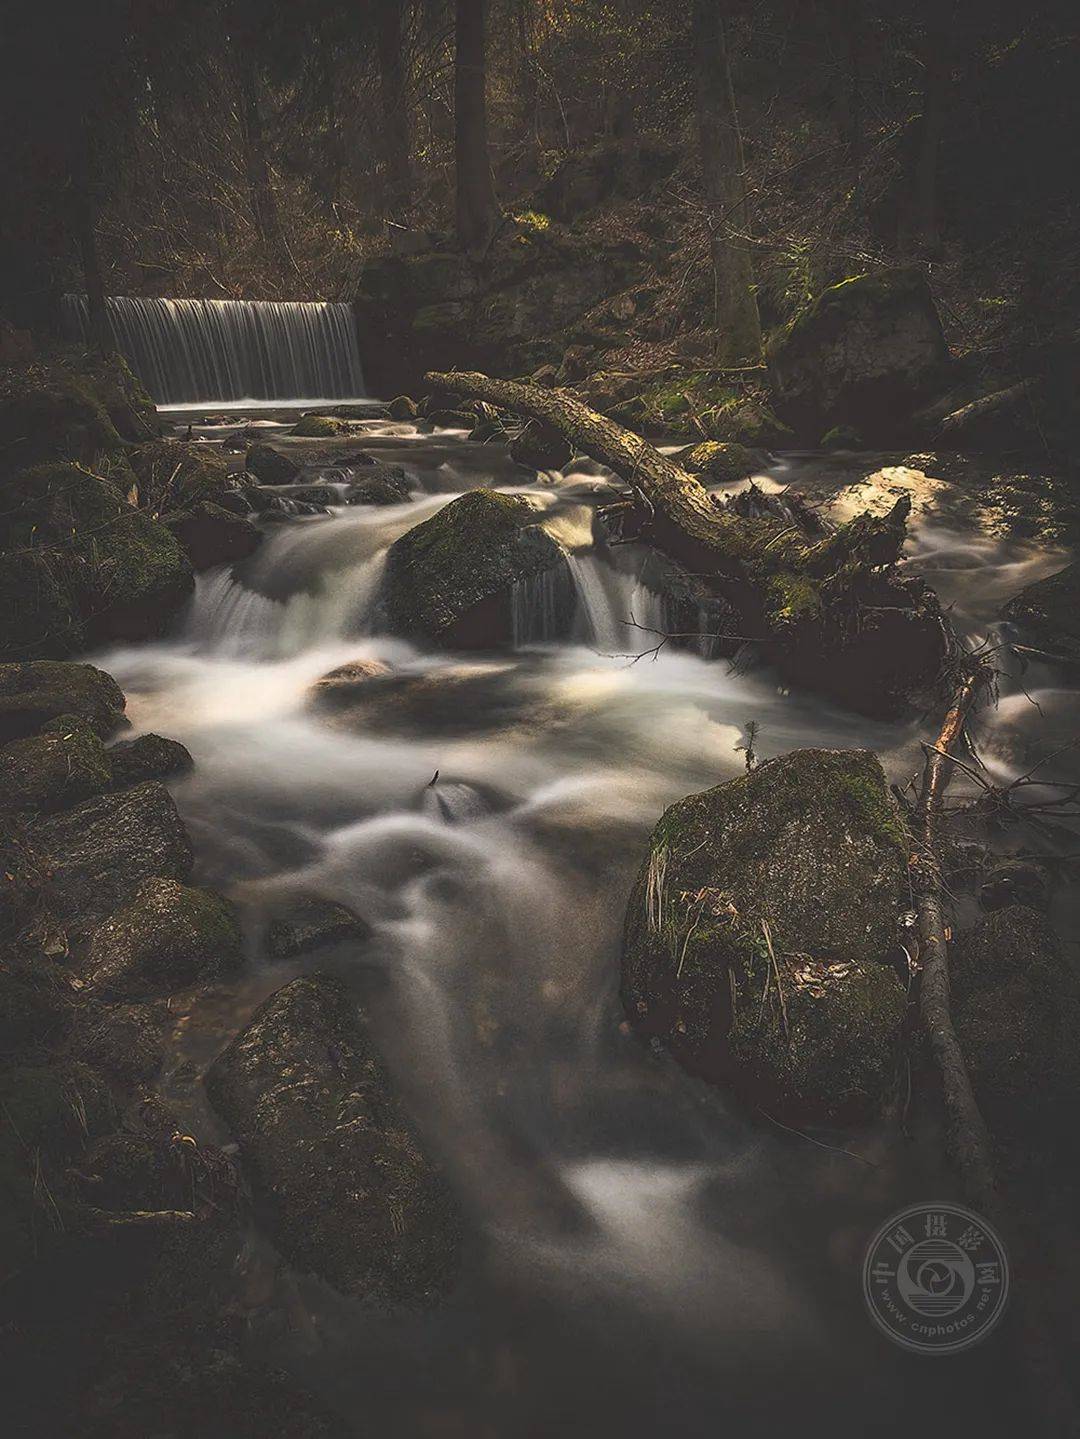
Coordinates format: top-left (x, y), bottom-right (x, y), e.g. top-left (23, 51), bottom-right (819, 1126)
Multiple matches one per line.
top-left (676, 440), bottom-right (765, 484)
top-left (292, 414), bottom-right (350, 437)
top-left (765, 571), bottom-right (823, 628)
top-left (381, 488), bottom-right (570, 646)
top-left (821, 424), bottom-right (864, 450)
top-left (128, 440), bottom-right (229, 513)
top-left (0, 661), bottom-right (126, 742)
top-left (622, 748), bottom-right (907, 1121)
top-left (0, 715), bottom-right (112, 812)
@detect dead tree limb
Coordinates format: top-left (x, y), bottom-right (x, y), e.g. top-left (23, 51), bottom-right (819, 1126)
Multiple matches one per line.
top-left (428, 369), bottom-right (947, 713)
top-left (911, 661), bottom-right (998, 1212)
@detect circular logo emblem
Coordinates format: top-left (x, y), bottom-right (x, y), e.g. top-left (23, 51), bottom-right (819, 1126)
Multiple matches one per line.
top-left (862, 1201), bottom-right (1009, 1354)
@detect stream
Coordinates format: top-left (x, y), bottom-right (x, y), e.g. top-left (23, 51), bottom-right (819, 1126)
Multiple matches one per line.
top-left (91, 416), bottom-right (1076, 1437)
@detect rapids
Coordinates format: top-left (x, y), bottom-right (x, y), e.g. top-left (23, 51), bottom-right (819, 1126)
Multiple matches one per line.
top-left (90, 418), bottom-right (1076, 1437)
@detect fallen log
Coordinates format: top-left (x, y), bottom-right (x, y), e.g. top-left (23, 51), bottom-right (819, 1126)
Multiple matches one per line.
top-left (912, 662), bottom-right (1078, 1436)
top-left (427, 369), bottom-right (947, 714)
top-left (912, 661), bottom-right (997, 1211)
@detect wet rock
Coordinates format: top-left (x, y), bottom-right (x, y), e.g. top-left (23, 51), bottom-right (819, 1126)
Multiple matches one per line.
top-left (0, 661), bottom-right (126, 742)
top-left (245, 444), bottom-right (301, 485)
top-left (31, 782), bottom-right (194, 933)
top-left (767, 267), bottom-right (949, 439)
top-left (952, 907), bottom-right (1080, 1142)
top-left (206, 974), bottom-right (462, 1302)
top-left (820, 424), bottom-right (864, 451)
top-left (164, 501), bottom-right (262, 570)
top-left (267, 897), bottom-right (369, 959)
top-left (978, 857), bottom-right (1050, 912)
top-left (675, 440), bottom-right (768, 484)
top-left (1002, 560), bottom-right (1080, 662)
top-left (108, 733), bottom-right (194, 788)
top-left (311, 665), bottom-right (527, 736)
top-left (0, 714), bottom-right (112, 812)
top-left (509, 421), bottom-right (574, 472)
top-left (309, 658), bottom-right (393, 706)
top-left (344, 463), bottom-right (413, 506)
top-left (388, 394), bottom-right (419, 420)
top-left (291, 414), bottom-right (351, 438)
top-left (0, 952), bottom-right (72, 1055)
top-left (622, 748), bottom-right (907, 1123)
top-left (426, 408), bottom-right (474, 429)
top-left (380, 488), bottom-right (571, 648)
top-left (0, 464), bottom-right (194, 658)
top-left (87, 878), bottom-right (242, 996)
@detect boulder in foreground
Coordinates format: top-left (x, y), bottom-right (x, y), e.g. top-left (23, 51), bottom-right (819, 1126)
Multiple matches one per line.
top-left (87, 878), bottom-right (242, 995)
top-left (380, 488), bottom-right (572, 648)
top-left (206, 974), bottom-right (461, 1303)
top-left (622, 748), bottom-right (907, 1123)
top-left (0, 661), bottom-right (126, 742)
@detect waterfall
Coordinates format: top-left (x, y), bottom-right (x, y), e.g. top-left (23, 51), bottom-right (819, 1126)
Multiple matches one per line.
top-left (61, 296), bottom-right (365, 405)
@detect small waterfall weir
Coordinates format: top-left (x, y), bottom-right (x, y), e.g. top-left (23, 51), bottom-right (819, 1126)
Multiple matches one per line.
top-left (61, 295), bottom-right (365, 406)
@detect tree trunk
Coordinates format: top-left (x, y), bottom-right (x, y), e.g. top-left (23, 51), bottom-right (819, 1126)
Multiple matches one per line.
top-left (515, 0), bottom-right (540, 167)
top-left (376, 0), bottom-right (412, 217)
top-left (236, 48), bottom-right (282, 250)
top-left (691, 0), bottom-right (762, 365)
top-left (454, 0), bottom-right (498, 252)
top-left (908, 9), bottom-right (955, 256)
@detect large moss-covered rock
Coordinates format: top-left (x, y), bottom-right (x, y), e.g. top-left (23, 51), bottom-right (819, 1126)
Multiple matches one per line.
top-left (380, 489), bottom-right (572, 647)
top-left (0, 715), bottom-right (112, 812)
top-left (767, 268), bottom-right (949, 438)
top-left (206, 974), bottom-right (462, 1303)
top-left (675, 440), bottom-right (768, 485)
top-left (0, 347), bottom-right (157, 475)
top-left (1002, 560), bottom-right (1080, 662)
top-left (622, 748), bottom-right (907, 1122)
top-left (0, 661), bottom-right (126, 742)
top-left (128, 440), bottom-right (230, 511)
top-left (31, 781), bottom-right (194, 933)
top-left (951, 907), bottom-right (1080, 1144)
top-left (291, 414), bottom-right (350, 438)
top-left (0, 464), bottom-right (193, 658)
top-left (87, 878), bottom-right (242, 995)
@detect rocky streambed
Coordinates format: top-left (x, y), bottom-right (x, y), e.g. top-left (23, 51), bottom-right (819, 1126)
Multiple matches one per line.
top-left (3, 369), bottom-right (1080, 1436)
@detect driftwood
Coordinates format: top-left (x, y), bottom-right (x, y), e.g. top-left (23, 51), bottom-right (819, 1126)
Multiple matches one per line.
top-left (912, 663), bottom-right (997, 1211)
top-left (913, 665), bottom-right (1077, 1437)
top-left (428, 369), bottom-right (947, 713)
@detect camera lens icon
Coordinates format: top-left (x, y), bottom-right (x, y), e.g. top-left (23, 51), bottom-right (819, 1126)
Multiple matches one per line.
top-left (896, 1238), bottom-right (975, 1318)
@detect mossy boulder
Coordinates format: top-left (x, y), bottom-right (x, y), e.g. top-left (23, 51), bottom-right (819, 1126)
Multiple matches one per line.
top-left (87, 878), bottom-right (242, 995)
top-left (291, 414), bottom-right (350, 438)
top-left (951, 907), bottom-right (1080, 1145)
top-left (1002, 561), bottom-right (1080, 662)
top-left (0, 346), bottom-right (157, 475)
top-left (31, 781), bottom-right (194, 933)
top-left (0, 951), bottom-right (72, 1055)
top-left (675, 440), bottom-right (767, 485)
top-left (0, 661), bottom-right (126, 743)
top-left (0, 464), bottom-right (193, 658)
top-left (380, 488), bottom-right (572, 648)
top-left (245, 443), bottom-right (301, 486)
top-left (206, 974), bottom-right (462, 1303)
top-left (128, 440), bottom-right (230, 511)
top-left (0, 715), bottom-right (112, 812)
top-left (767, 267), bottom-right (949, 439)
top-left (622, 748), bottom-right (907, 1123)
top-left (163, 501), bottom-right (262, 570)
top-left (108, 732), bottom-right (194, 788)
top-left (345, 462), bottom-right (413, 506)
top-left (706, 396), bottom-right (794, 448)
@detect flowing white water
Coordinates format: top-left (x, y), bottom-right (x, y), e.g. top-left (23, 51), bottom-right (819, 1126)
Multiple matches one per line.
top-left (61, 295), bottom-right (366, 404)
top-left (90, 426), bottom-right (1076, 1438)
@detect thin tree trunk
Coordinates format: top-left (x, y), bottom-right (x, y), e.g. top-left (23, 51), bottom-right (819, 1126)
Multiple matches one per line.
top-left (454, 0), bottom-right (498, 252)
top-left (236, 49), bottom-right (282, 249)
top-left (516, 0), bottom-right (540, 167)
top-left (376, 0), bottom-right (412, 217)
top-left (691, 0), bottom-right (762, 364)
